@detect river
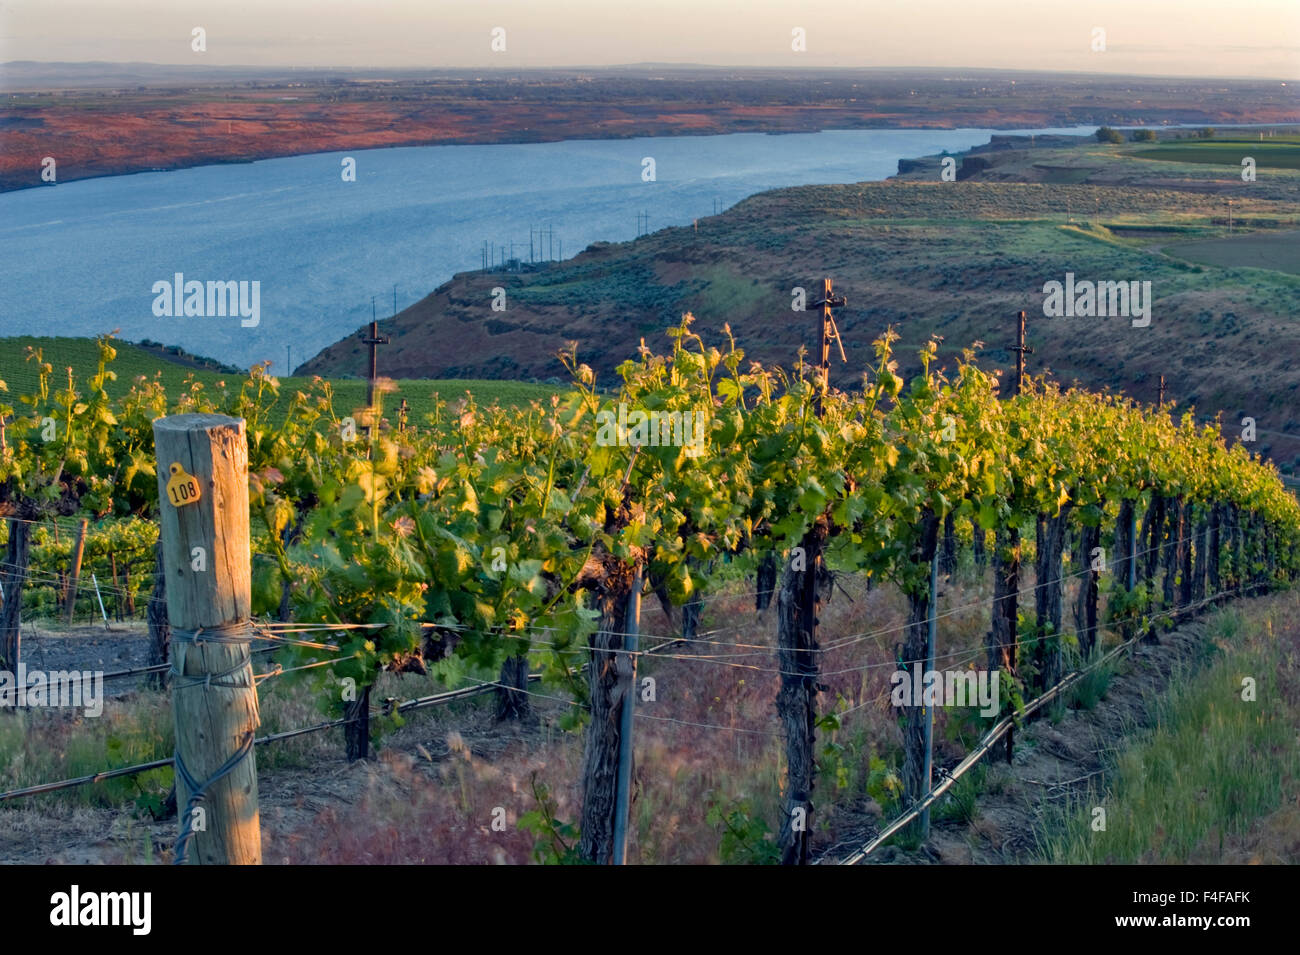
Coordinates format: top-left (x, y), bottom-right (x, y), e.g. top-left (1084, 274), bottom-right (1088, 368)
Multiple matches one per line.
top-left (0, 126), bottom-right (1095, 374)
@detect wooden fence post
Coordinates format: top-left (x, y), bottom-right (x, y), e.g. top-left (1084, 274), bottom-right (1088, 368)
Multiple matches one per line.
top-left (612, 566), bottom-right (642, 865)
top-left (1073, 521), bottom-right (1101, 659)
top-left (153, 413), bottom-right (261, 865)
top-left (776, 518), bottom-right (825, 865)
top-left (576, 558), bottom-right (635, 864)
top-left (918, 544), bottom-right (941, 840)
top-left (988, 524), bottom-right (1020, 762)
top-left (1207, 503), bottom-right (1222, 600)
top-left (64, 517), bottom-right (88, 624)
top-left (109, 550), bottom-right (120, 622)
top-left (0, 514), bottom-right (31, 671)
top-left (146, 539), bottom-right (170, 690)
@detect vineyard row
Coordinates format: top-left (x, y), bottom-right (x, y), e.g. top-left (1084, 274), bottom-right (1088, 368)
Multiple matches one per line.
top-left (1, 315), bottom-right (1298, 863)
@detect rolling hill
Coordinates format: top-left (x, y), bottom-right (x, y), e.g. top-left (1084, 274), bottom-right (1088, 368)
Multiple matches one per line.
top-left (301, 130), bottom-right (1300, 474)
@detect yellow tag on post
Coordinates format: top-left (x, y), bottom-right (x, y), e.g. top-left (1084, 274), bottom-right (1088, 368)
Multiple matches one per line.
top-left (166, 462), bottom-right (202, 508)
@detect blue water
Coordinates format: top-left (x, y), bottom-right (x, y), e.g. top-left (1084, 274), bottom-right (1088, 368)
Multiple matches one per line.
top-left (0, 126), bottom-right (1094, 374)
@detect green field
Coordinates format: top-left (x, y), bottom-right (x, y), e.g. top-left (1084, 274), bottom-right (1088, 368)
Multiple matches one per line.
top-left (1133, 140), bottom-right (1300, 170)
top-left (0, 337), bottom-right (563, 425)
top-left (1173, 135), bottom-right (1300, 144)
top-left (1161, 229), bottom-right (1300, 275)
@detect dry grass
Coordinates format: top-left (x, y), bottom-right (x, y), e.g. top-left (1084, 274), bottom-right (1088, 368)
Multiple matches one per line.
top-left (4, 556), bottom-right (1260, 865)
top-left (1037, 590), bottom-right (1300, 864)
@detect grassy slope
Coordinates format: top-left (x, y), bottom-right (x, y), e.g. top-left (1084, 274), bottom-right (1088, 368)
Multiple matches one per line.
top-left (1038, 589), bottom-right (1300, 864)
top-left (0, 336), bottom-right (562, 424)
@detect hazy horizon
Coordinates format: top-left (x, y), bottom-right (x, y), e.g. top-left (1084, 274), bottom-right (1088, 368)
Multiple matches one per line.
top-left (1, 0), bottom-right (1296, 80)
top-left (2, 61), bottom-right (1297, 84)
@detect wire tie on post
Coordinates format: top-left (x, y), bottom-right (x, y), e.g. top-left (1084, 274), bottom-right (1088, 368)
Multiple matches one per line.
top-left (172, 731), bottom-right (255, 865)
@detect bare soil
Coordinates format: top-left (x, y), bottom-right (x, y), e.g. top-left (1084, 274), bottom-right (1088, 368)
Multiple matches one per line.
top-left (17, 622), bottom-right (153, 697)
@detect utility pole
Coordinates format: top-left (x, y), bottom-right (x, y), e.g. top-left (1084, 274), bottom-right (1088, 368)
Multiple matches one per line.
top-left (779, 279), bottom-right (845, 865)
top-left (1012, 310), bottom-right (1033, 397)
top-left (809, 278), bottom-right (847, 416)
top-left (361, 300), bottom-right (389, 439)
top-left (285, 345), bottom-right (291, 377)
top-left (1158, 374), bottom-right (1166, 410)
top-left (1227, 199), bottom-right (1233, 234)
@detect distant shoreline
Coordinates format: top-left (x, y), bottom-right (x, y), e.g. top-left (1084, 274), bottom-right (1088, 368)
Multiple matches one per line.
top-left (1, 123), bottom-right (1081, 196)
top-left (4, 69), bottom-right (1294, 195)
top-left (5, 119), bottom-right (1292, 198)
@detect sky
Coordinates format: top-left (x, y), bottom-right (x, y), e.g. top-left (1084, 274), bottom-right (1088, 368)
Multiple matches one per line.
top-left (1, 0), bottom-right (1297, 79)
